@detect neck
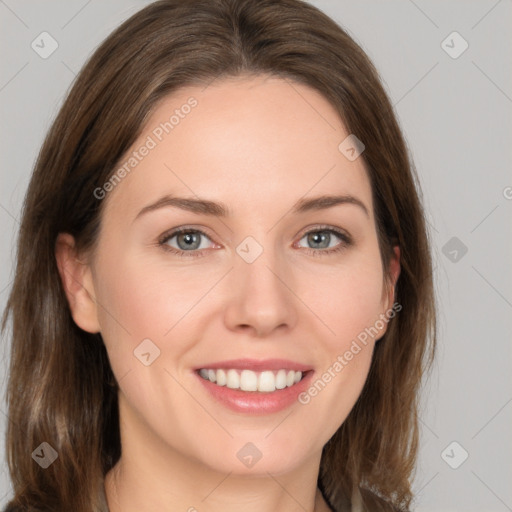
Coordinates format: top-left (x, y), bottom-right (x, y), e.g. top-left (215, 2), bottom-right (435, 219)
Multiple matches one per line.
top-left (105, 453), bottom-right (332, 512)
top-left (104, 390), bottom-right (334, 512)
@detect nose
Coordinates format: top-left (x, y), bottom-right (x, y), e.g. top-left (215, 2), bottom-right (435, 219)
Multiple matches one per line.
top-left (223, 245), bottom-right (298, 337)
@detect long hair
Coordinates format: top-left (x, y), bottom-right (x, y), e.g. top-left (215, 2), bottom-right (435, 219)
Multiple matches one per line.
top-left (2, 1), bottom-right (436, 510)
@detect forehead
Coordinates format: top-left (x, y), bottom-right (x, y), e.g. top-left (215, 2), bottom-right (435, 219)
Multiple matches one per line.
top-left (102, 75), bottom-right (373, 221)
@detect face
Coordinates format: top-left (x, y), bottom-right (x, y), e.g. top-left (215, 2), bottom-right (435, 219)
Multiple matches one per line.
top-left (64, 75), bottom-right (399, 477)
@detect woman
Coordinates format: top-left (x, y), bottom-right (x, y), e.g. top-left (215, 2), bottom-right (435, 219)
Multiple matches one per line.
top-left (2, 0), bottom-right (436, 511)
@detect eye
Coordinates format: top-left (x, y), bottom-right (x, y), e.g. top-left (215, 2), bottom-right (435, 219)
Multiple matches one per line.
top-left (158, 228), bottom-right (216, 257)
top-left (295, 227), bottom-right (351, 255)
top-left (157, 225), bottom-right (352, 258)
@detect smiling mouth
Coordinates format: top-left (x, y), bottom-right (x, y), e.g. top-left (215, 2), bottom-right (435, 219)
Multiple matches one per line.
top-left (197, 368), bottom-right (310, 393)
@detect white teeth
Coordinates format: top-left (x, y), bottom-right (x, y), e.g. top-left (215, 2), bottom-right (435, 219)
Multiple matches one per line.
top-left (216, 368), bottom-right (227, 386)
top-left (240, 370), bottom-right (258, 391)
top-left (275, 369), bottom-right (287, 389)
top-left (226, 369), bottom-right (239, 389)
top-left (198, 368), bottom-right (305, 392)
top-left (258, 371), bottom-right (276, 392)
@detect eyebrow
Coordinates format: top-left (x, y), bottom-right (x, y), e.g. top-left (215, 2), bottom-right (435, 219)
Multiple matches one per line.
top-left (134, 193), bottom-right (369, 221)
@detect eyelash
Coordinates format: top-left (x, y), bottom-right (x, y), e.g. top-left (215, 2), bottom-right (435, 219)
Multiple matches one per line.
top-left (157, 225), bottom-right (352, 259)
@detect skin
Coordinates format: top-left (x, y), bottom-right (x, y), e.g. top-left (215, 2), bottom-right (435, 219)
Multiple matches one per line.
top-left (56, 75), bottom-right (400, 512)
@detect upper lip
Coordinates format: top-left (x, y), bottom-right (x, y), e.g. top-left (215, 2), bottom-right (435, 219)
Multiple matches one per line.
top-left (195, 358), bottom-right (313, 372)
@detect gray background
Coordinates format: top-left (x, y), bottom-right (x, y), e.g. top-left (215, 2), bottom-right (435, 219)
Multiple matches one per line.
top-left (1, 1), bottom-right (511, 510)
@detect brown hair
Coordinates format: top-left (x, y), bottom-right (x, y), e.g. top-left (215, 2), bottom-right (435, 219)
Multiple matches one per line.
top-left (2, 0), bottom-right (436, 511)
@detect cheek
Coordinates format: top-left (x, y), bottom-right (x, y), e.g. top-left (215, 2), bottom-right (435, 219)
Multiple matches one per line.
top-left (300, 251), bottom-right (386, 348)
top-left (292, 250), bottom-right (384, 428)
top-left (92, 247), bottom-right (224, 371)
top-left (297, 338), bottom-right (374, 450)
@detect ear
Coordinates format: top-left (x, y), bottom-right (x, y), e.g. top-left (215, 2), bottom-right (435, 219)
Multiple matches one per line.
top-left (376, 245), bottom-right (401, 341)
top-left (55, 233), bottom-right (101, 333)
top-left (382, 245), bottom-right (401, 312)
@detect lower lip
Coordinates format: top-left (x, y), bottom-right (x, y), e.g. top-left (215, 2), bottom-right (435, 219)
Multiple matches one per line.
top-left (194, 370), bottom-right (314, 415)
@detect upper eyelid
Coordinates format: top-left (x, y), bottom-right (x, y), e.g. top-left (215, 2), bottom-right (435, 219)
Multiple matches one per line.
top-left (158, 225), bottom-right (214, 243)
top-left (296, 224), bottom-right (350, 238)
